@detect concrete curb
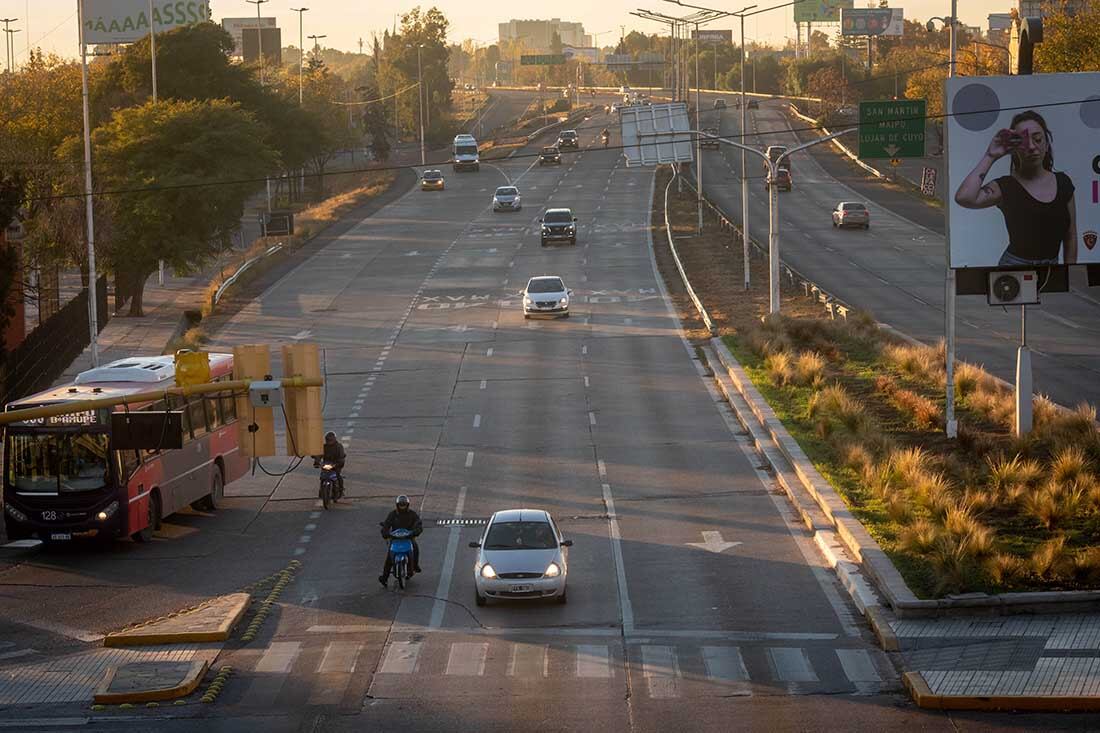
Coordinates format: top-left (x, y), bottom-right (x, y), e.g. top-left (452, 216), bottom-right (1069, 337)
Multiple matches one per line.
top-left (902, 671), bottom-right (1100, 712)
top-left (104, 593), bottom-right (250, 647)
top-left (93, 659), bottom-right (209, 704)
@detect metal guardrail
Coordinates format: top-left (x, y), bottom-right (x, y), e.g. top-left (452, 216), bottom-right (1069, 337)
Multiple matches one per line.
top-left (212, 244), bottom-right (284, 306)
top-left (662, 171), bottom-right (718, 336)
top-left (788, 103), bottom-right (885, 180)
top-left (680, 176), bottom-right (853, 322)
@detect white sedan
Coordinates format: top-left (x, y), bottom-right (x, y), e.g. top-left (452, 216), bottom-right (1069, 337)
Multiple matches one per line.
top-left (470, 509), bottom-right (572, 606)
top-left (522, 276), bottom-right (572, 319)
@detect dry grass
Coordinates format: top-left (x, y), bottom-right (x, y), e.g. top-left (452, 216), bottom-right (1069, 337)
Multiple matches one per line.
top-left (899, 519), bottom-right (940, 555)
top-left (1031, 535), bottom-right (1075, 579)
top-left (985, 553), bottom-right (1028, 586)
top-left (806, 384), bottom-right (871, 439)
top-left (793, 351), bottom-right (827, 387)
top-left (765, 351), bottom-right (795, 387)
top-left (883, 341), bottom-right (944, 383)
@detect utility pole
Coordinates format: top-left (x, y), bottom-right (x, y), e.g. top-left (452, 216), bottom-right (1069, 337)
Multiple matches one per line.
top-left (75, 0), bottom-right (98, 367)
top-left (416, 44), bottom-right (426, 166)
top-left (1, 18), bottom-right (18, 73)
top-left (147, 0), bottom-right (157, 101)
top-left (245, 0), bottom-right (268, 85)
top-left (291, 7), bottom-right (308, 105)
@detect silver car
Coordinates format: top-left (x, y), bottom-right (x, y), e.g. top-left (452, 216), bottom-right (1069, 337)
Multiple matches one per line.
top-left (470, 509), bottom-right (572, 606)
top-left (522, 276), bottom-right (572, 319)
top-left (492, 186), bottom-right (522, 211)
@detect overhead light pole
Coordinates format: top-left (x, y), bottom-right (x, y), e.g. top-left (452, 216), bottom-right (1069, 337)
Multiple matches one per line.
top-left (291, 7), bottom-right (308, 105)
top-left (1, 18), bottom-right (18, 73)
top-left (245, 0), bottom-right (268, 85)
top-left (416, 43), bottom-right (426, 166)
top-left (74, 1), bottom-right (99, 366)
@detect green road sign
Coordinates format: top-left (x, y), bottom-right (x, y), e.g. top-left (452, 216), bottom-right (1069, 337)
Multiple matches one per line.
top-left (858, 99), bottom-right (926, 159)
top-left (794, 0), bottom-right (854, 22)
top-left (520, 54), bottom-right (566, 66)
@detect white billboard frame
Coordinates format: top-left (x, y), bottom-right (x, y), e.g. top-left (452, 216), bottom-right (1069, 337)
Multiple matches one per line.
top-left (82, 0), bottom-right (212, 45)
top-left (619, 103), bottom-right (694, 167)
top-left (946, 73), bottom-right (1100, 270)
top-left (840, 8), bottom-right (903, 37)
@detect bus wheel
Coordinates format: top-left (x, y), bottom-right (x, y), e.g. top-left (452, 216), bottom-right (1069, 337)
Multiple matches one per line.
top-left (197, 467), bottom-right (224, 511)
top-left (133, 492), bottom-right (161, 543)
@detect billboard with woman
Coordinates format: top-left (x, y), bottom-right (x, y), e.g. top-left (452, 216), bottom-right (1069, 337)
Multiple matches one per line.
top-left (946, 73), bottom-right (1100, 268)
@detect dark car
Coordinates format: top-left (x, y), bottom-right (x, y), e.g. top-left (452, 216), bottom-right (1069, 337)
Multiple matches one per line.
top-left (713, 98), bottom-right (727, 110)
top-left (700, 127), bottom-right (720, 149)
top-left (557, 130), bottom-right (579, 149)
top-left (766, 167), bottom-right (792, 192)
top-left (539, 146), bottom-right (562, 165)
top-left (540, 208), bottom-right (577, 246)
top-left (747, 99), bottom-right (759, 110)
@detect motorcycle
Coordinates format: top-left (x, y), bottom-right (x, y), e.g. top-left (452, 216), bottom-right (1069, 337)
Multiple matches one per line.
top-left (601, 132), bottom-right (609, 148)
top-left (385, 527), bottom-right (415, 589)
top-left (317, 462), bottom-right (343, 509)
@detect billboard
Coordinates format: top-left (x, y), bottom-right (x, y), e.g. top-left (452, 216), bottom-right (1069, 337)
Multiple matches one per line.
top-left (946, 73), bottom-right (1100, 268)
top-left (221, 16), bottom-right (276, 56)
top-left (563, 46), bottom-right (598, 63)
top-left (242, 27), bottom-right (282, 66)
top-left (692, 29), bottom-right (733, 43)
top-left (82, 0), bottom-right (211, 44)
top-left (620, 102), bottom-right (694, 167)
top-left (840, 8), bottom-right (904, 36)
top-left (794, 0), bottom-right (854, 23)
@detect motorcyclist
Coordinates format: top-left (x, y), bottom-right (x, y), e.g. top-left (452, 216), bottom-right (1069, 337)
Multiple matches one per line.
top-left (601, 128), bottom-right (610, 147)
top-left (379, 495), bottom-right (423, 587)
top-left (312, 432), bottom-right (345, 496)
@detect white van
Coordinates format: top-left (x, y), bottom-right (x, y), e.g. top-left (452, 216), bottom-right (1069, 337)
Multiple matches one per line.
top-left (453, 134), bottom-right (480, 172)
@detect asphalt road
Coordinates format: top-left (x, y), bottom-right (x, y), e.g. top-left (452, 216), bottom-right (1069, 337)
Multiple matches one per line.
top-left (0, 101), bottom-right (1077, 732)
top-left (695, 98), bottom-right (1100, 410)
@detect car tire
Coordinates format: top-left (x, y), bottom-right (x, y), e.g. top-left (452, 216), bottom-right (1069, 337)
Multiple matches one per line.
top-left (562, 312), bottom-right (570, 319)
top-left (556, 586), bottom-right (568, 604)
top-left (524, 314), bottom-right (530, 320)
top-left (475, 590), bottom-right (487, 607)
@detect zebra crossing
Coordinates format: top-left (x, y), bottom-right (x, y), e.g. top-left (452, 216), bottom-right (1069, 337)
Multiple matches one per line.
top-left (234, 635), bottom-right (897, 707)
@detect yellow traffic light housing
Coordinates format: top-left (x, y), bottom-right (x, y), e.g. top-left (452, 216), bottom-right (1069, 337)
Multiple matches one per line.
top-left (174, 350), bottom-right (211, 387)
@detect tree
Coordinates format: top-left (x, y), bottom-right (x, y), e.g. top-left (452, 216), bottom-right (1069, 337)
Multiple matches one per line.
top-left (89, 100), bottom-right (279, 315)
top-left (360, 84), bottom-right (392, 162)
top-left (1036, 2), bottom-right (1100, 72)
top-left (0, 173), bottom-right (23, 351)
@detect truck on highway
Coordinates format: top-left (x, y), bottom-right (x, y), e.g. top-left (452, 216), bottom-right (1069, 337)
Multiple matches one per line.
top-left (453, 134), bottom-right (480, 172)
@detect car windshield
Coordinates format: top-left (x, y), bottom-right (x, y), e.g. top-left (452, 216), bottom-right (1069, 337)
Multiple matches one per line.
top-left (543, 211), bottom-right (572, 223)
top-left (424, 172), bottom-right (441, 180)
top-left (561, 131), bottom-right (576, 138)
top-left (6, 431), bottom-right (111, 493)
top-left (528, 278), bottom-right (565, 293)
top-left (542, 148), bottom-right (558, 155)
top-left (843, 203), bottom-right (867, 211)
top-left (484, 521), bottom-right (558, 550)
top-left (455, 144), bottom-right (477, 156)
top-left (496, 187), bottom-right (517, 196)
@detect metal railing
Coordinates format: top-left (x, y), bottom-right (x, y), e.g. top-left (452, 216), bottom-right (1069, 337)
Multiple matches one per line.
top-left (662, 168), bottom-right (718, 335)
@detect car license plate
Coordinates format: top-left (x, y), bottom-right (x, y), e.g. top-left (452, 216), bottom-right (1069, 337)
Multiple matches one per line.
top-left (509, 584), bottom-right (533, 593)
top-left (50, 533), bottom-right (72, 541)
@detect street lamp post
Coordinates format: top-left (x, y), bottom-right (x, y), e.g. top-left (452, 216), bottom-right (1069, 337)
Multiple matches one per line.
top-left (416, 44), bottom-right (426, 166)
top-left (1, 18), bottom-right (18, 73)
top-left (75, 0), bottom-right (99, 366)
top-left (291, 7), bottom-right (308, 105)
top-left (245, 0), bottom-right (268, 86)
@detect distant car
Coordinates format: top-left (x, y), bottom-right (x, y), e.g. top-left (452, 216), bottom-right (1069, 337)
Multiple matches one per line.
top-left (522, 276), bottom-right (572, 319)
top-left (539, 146), bottom-right (562, 165)
top-left (492, 186), bottom-right (522, 212)
top-left (539, 208), bottom-right (577, 246)
top-left (832, 201), bottom-right (870, 229)
top-left (713, 98), bottom-right (727, 110)
top-left (766, 167), bottom-right (792, 192)
top-left (470, 509), bottom-right (572, 605)
top-left (619, 85), bottom-right (630, 94)
top-left (420, 169), bottom-right (444, 191)
top-left (747, 99), bottom-right (759, 110)
top-left (700, 127), bottom-right (720, 149)
top-left (557, 130), bottom-right (579, 149)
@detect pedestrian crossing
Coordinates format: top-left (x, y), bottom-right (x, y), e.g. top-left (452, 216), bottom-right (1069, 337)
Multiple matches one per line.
top-left (235, 636), bottom-right (896, 707)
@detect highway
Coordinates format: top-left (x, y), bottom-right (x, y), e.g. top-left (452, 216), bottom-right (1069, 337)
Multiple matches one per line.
top-left (694, 97), bottom-right (1100, 410)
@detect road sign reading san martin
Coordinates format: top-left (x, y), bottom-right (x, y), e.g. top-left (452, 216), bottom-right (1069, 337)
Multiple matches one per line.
top-left (858, 99), bottom-right (926, 159)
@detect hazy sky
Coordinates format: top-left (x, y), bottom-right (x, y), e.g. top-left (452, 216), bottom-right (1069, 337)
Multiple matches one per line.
top-left (12, 1), bottom-right (1013, 63)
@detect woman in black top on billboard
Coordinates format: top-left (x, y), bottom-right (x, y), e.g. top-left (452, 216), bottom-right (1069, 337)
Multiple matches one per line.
top-left (955, 110), bottom-right (1078, 266)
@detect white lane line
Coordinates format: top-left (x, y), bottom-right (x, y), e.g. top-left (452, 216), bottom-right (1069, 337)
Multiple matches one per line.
top-left (486, 347), bottom-right (494, 357)
top-left (584, 376), bottom-right (590, 388)
top-left (465, 452), bottom-right (475, 468)
top-left (508, 643), bottom-right (548, 678)
top-left (877, 277), bottom-right (890, 285)
top-left (1039, 310), bottom-right (1081, 329)
top-left (597, 460), bottom-right (607, 478)
top-left (767, 647), bottom-right (818, 682)
top-left (256, 641), bottom-right (300, 674)
top-left (316, 641), bottom-right (363, 674)
top-left (581, 345), bottom-right (588, 355)
top-left (294, 547), bottom-right (306, 556)
top-left (445, 642), bottom-right (488, 676)
top-left (378, 641), bottom-right (421, 674)
top-left (702, 646), bottom-right (751, 689)
top-left (307, 625), bottom-right (391, 633)
top-left (479, 379), bottom-right (487, 390)
top-left (589, 411), bottom-right (597, 426)
top-left (602, 482), bottom-right (634, 634)
top-left (492, 321), bottom-right (498, 330)
top-left (576, 645), bottom-right (612, 678)
top-left (304, 523), bottom-right (317, 531)
top-left (298, 535), bottom-right (311, 544)
top-left (472, 414), bottom-right (481, 428)
top-left (641, 645), bottom-right (681, 699)
top-left (836, 649), bottom-right (882, 682)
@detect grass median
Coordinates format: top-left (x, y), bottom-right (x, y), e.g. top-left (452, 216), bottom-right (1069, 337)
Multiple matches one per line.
top-left (654, 166), bottom-right (1100, 598)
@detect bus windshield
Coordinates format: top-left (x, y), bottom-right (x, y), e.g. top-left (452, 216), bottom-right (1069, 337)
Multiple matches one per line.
top-left (6, 432), bottom-right (111, 493)
top-left (455, 144), bottom-right (478, 157)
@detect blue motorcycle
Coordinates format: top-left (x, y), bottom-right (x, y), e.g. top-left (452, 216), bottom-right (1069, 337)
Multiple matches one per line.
top-left (317, 462), bottom-right (342, 510)
top-left (386, 528), bottom-right (415, 589)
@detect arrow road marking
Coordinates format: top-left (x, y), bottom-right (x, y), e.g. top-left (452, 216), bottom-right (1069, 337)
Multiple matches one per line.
top-left (404, 250), bottom-right (422, 256)
top-left (686, 531), bottom-right (742, 554)
top-left (291, 330), bottom-right (312, 341)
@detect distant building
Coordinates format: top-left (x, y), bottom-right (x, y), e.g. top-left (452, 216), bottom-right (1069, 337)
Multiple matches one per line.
top-left (221, 17), bottom-right (277, 57)
top-left (1017, 0), bottom-right (1085, 17)
top-left (499, 19), bottom-right (589, 49)
top-left (987, 13), bottom-right (1012, 45)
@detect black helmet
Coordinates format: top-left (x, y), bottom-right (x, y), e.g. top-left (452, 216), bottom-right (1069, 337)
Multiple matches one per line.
top-left (395, 495), bottom-right (410, 508)
top-left (325, 431), bottom-right (337, 442)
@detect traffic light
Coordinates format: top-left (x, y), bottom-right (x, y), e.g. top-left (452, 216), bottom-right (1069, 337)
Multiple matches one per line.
top-left (281, 343), bottom-right (323, 457)
top-left (233, 344), bottom-right (276, 457)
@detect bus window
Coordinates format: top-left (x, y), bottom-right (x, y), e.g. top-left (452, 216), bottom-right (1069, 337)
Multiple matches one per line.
top-left (220, 392), bottom-right (237, 422)
top-left (188, 398), bottom-right (208, 438)
top-left (119, 449), bottom-right (140, 478)
top-left (6, 432), bottom-right (110, 493)
top-left (206, 396), bottom-right (222, 429)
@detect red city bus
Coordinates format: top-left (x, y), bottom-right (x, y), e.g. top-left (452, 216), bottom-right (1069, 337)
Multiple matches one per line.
top-left (3, 354), bottom-right (248, 543)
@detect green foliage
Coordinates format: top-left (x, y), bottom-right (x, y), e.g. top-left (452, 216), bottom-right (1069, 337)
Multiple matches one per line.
top-left (0, 173), bottom-right (24, 354)
top-left (1036, 2), bottom-right (1100, 72)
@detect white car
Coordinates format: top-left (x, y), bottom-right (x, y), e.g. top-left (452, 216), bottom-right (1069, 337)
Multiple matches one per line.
top-left (470, 509), bottom-right (572, 606)
top-left (522, 276), bottom-right (572, 319)
top-left (492, 186), bottom-right (522, 211)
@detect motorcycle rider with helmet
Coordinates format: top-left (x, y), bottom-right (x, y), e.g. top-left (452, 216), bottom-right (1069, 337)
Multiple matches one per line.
top-left (379, 495), bottom-right (423, 587)
top-left (312, 431), bottom-right (345, 497)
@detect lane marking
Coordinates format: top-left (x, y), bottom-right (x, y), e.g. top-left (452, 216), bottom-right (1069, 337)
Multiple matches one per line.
top-left (835, 648), bottom-right (882, 682)
top-left (602, 482), bottom-right (634, 634)
top-left (508, 643), bottom-right (548, 678)
top-left (473, 414), bottom-right (481, 428)
top-left (316, 641), bottom-right (363, 674)
top-left (255, 641), bottom-right (300, 674)
top-left (486, 347), bottom-right (494, 357)
top-left (641, 645), bottom-right (681, 699)
top-left (589, 411), bottom-right (597, 426)
top-left (597, 460), bottom-right (607, 478)
top-left (465, 452), bottom-right (474, 468)
top-left (767, 647), bottom-right (818, 682)
top-left (445, 642), bottom-right (488, 676)
top-left (429, 484), bottom-right (467, 629)
top-left (576, 644), bottom-right (612, 678)
top-left (378, 641), bottom-right (421, 674)
top-left (584, 376), bottom-right (590, 388)
top-left (479, 379), bottom-right (487, 390)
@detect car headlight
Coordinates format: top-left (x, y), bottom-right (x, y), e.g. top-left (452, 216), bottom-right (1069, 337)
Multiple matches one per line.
top-left (4, 503), bottom-right (27, 522)
top-left (544, 562), bottom-right (561, 578)
top-left (524, 297), bottom-right (533, 305)
top-left (559, 297), bottom-right (568, 305)
top-left (480, 564), bottom-right (497, 579)
top-left (96, 501), bottom-right (120, 521)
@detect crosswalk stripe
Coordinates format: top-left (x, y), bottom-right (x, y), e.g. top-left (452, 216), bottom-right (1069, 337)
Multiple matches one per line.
top-left (702, 646), bottom-right (750, 683)
top-left (379, 641), bottom-right (421, 675)
top-left (508, 643), bottom-right (547, 678)
top-left (575, 645), bottom-right (611, 678)
top-left (317, 641), bottom-right (362, 674)
top-left (767, 647), bottom-right (818, 682)
top-left (641, 645), bottom-right (680, 699)
top-left (835, 649), bottom-right (882, 682)
top-left (445, 642), bottom-right (488, 676)
top-left (255, 642), bottom-right (300, 674)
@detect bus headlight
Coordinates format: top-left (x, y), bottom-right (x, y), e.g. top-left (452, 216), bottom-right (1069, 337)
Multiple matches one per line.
top-left (4, 504), bottom-right (27, 522)
top-left (97, 501), bottom-right (120, 521)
